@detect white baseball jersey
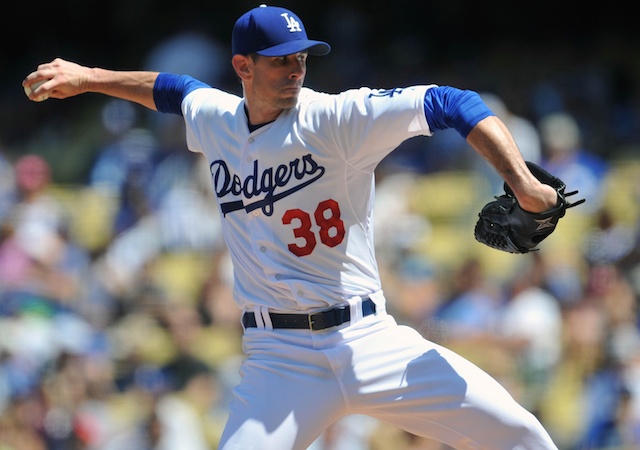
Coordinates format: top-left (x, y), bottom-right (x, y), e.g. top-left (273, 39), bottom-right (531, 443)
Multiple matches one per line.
top-left (181, 85), bottom-right (432, 312)
top-left (175, 82), bottom-right (558, 450)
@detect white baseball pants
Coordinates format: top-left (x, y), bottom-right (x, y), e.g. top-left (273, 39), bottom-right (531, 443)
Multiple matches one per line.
top-left (219, 304), bottom-right (558, 450)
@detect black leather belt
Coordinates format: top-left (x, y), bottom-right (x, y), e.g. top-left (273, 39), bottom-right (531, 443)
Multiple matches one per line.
top-left (242, 298), bottom-right (376, 331)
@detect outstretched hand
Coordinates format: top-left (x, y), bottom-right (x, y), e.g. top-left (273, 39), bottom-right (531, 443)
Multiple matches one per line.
top-left (22, 58), bottom-right (159, 110)
top-left (23, 58), bottom-right (91, 101)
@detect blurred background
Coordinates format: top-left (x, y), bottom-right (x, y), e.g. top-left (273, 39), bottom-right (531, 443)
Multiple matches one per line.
top-left (1, 1), bottom-right (639, 449)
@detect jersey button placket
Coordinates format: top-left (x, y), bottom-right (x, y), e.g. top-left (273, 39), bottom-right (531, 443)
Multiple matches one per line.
top-left (244, 134), bottom-right (261, 222)
top-left (245, 133), bottom-right (279, 282)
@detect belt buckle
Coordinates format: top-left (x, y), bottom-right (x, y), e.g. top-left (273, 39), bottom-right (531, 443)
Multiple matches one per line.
top-left (308, 311), bottom-right (320, 331)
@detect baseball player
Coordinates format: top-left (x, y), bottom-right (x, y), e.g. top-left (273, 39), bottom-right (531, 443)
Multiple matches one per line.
top-left (23, 5), bottom-right (561, 449)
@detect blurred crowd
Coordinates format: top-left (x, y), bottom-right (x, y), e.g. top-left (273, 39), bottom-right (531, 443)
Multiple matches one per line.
top-left (2, 9), bottom-right (640, 450)
top-left (1, 91), bottom-right (639, 450)
top-left (0, 110), bottom-right (241, 450)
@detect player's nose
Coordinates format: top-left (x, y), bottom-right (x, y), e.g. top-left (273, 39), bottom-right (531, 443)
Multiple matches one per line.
top-left (289, 58), bottom-right (305, 79)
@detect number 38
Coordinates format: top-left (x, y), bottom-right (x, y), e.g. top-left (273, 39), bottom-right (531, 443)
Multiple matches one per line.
top-left (282, 199), bottom-right (345, 257)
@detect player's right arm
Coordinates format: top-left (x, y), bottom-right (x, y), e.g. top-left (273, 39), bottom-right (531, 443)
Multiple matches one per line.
top-left (23, 58), bottom-right (160, 110)
top-left (23, 57), bottom-right (209, 114)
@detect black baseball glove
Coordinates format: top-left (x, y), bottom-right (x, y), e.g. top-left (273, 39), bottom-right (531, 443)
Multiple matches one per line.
top-left (474, 161), bottom-right (585, 254)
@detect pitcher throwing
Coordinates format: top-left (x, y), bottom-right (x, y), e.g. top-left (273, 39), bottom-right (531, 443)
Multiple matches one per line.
top-left (23, 5), bottom-right (564, 449)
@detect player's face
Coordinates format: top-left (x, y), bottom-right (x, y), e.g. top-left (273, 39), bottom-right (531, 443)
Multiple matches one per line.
top-left (249, 52), bottom-right (308, 111)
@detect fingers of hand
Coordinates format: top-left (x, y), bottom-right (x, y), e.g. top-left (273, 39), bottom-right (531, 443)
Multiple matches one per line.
top-left (23, 78), bottom-right (52, 102)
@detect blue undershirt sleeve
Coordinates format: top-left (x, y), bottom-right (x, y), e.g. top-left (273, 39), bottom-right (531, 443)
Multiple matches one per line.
top-left (423, 86), bottom-right (495, 138)
top-left (153, 73), bottom-right (211, 116)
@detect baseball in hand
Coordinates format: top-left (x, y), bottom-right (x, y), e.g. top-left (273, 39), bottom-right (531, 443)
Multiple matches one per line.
top-left (24, 80), bottom-right (50, 102)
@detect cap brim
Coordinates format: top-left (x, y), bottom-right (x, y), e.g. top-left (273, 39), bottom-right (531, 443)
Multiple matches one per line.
top-left (256, 40), bottom-right (331, 57)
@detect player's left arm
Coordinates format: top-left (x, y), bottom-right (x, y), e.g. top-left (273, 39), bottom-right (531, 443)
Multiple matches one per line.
top-left (424, 86), bottom-right (557, 213)
top-left (467, 116), bottom-right (557, 213)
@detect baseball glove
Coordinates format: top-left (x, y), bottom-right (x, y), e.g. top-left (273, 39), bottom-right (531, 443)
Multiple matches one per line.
top-left (474, 161), bottom-right (585, 254)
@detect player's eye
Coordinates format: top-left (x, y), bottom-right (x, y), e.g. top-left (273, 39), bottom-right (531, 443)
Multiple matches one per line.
top-left (272, 53), bottom-right (307, 66)
top-left (269, 56), bottom-right (287, 66)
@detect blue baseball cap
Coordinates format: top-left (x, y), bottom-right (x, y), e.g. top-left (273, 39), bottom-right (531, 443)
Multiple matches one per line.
top-left (232, 4), bottom-right (331, 57)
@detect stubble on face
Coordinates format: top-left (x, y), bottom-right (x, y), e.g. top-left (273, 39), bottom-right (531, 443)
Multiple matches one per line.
top-left (244, 53), bottom-right (307, 123)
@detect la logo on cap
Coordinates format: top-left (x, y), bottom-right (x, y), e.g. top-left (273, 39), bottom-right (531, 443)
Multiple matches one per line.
top-left (281, 13), bottom-right (302, 32)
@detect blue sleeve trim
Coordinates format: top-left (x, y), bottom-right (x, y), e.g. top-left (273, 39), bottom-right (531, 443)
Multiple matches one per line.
top-left (153, 73), bottom-right (211, 115)
top-left (423, 86), bottom-right (494, 138)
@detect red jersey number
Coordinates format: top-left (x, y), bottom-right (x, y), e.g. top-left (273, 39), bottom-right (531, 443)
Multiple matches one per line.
top-left (282, 199), bottom-right (345, 257)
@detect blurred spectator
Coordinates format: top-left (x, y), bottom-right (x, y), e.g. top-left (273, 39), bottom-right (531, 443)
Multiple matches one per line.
top-left (498, 253), bottom-right (563, 413)
top-left (615, 193), bottom-right (640, 302)
top-left (432, 257), bottom-right (502, 341)
top-left (373, 168), bottom-right (439, 326)
top-left (7, 154), bottom-right (64, 247)
top-left (374, 169), bottom-right (430, 265)
top-left (156, 354), bottom-right (224, 450)
top-left (583, 208), bottom-right (636, 267)
top-left (89, 126), bottom-right (160, 235)
top-left (0, 154), bottom-right (86, 307)
top-left (0, 149), bottom-right (15, 223)
top-left (0, 388), bottom-right (47, 450)
top-left (122, 317), bottom-right (233, 449)
top-left (577, 350), bottom-right (639, 449)
top-left (92, 165), bottom-right (222, 299)
top-left (538, 112), bottom-right (609, 214)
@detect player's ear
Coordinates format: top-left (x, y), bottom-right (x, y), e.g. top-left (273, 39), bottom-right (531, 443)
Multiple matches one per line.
top-left (232, 54), bottom-right (252, 81)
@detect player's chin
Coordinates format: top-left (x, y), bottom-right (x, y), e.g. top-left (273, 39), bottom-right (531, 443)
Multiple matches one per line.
top-left (279, 92), bottom-right (300, 108)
